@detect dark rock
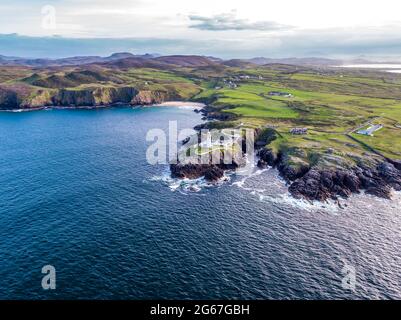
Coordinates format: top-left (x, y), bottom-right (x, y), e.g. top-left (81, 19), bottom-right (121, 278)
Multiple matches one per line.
top-left (377, 162), bottom-right (401, 190)
top-left (170, 149), bottom-right (246, 182)
top-left (289, 170), bottom-right (329, 202)
top-left (389, 159), bottom-right (401, 170)
top-left (206, 112), bottom-right (237, 121)
top-left (257, 148), bottom-right (277, 166)
top-left (204, 166), bottom-right (225, 181)
top-left (170, 163), bottom-right (210, 180)
top-left (343, 172), bottom-right (360, 192)
top-left (0, 87), bottom-right (19, 109)
top-left (257, 159), bottom-right (268, 168)
top-left (278, 163), bottom-right (310, 181)
top-left (254, 128), bottom-right (278, 149)
top-left (365, 184), bottom-right (392, 199)
top-left (287, 161), bottom-right (401, 201)
top-left (320, 171), bottom-right (334, 188)
top-left (170, 162), bottom-right (230, 182)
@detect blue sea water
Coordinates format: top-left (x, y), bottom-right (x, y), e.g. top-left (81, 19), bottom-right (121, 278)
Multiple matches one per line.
top-left (0, 106), bottom-right (401, 300)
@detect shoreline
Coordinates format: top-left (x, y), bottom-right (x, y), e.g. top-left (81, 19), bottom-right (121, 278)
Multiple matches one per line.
top-left (152, 101), bottom-right (206, 108)
top-left (3, 100), bottom-right (400, 204)
top-left (0, 101), bottom-right (206, 113)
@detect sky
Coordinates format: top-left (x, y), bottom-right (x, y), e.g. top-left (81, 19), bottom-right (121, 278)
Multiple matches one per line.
top-left (1, 0), bottom-right (401, 59)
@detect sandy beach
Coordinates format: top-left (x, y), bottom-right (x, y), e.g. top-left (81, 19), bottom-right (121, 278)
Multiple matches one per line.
top-left (153, 101), bottom-right (205, 108)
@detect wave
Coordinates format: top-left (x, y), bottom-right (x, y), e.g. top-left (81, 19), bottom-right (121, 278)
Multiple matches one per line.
top-left (231, 164), bottom-right (343, 213)
top-left (259, 192), bottom-right (341, 214)
top-left (152, 161), bottom-right (401, 212)
top-left (231, 167), bottom-right (269, 191)
top-left (148, 168), bottom-right (230, 195)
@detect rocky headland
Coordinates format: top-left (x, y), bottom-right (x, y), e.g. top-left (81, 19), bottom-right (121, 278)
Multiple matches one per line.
top-left (172, 110), bottom-right (401, 202)
top-left (255, 129), bottom-right (401, 202)
top-left (257, 146), bottom-right (401, 201)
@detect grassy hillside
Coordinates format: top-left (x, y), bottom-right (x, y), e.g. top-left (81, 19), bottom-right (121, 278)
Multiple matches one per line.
top-left (191, 64), bottom-right (401, 165)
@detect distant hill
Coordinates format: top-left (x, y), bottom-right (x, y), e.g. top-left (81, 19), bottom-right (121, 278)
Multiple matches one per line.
top-left (107, 52), bottom-right (136, 60)
top-left (0, 52), bottom-right (397, 69)
top-left (154, 55), bottom-right (218, 67)
top-left (223, 59), bottom-right (255, 68)
top-left (0, 52), bottom-right (160, 67)
top-left (100, 55), bottom-right (220, 70)
top-left (24, 69), bottom-right (116, 89)
top-left (0, 53), bottom-right (217, 68)
top-left (245, 57), bottom-right (343, 66)
top-left (100, 57), bottom-right (175, 69)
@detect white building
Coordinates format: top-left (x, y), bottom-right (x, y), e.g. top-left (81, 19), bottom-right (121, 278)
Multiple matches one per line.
top-left (290, 128), bottom-right (308, 135)
top-left (357, 124), bottom-right (383, 136)
top-left (269, 91), bottom-right (293, 98)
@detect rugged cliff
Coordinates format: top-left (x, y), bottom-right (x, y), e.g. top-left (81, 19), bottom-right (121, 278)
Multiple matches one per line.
top-left (52, 87), bottom-right (139, 107)
top-left (131, 90), bottom-right (180, 105)
top-left (0, 87), bottom-right (20, 109)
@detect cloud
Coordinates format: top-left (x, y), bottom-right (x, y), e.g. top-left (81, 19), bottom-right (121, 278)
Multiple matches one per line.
top-left (188, 12), bottom-right (290, 31)
top-left (2, 23), bottom-right (401, 60)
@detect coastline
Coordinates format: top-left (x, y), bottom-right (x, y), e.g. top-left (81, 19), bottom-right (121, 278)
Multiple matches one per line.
top-left (169, 106), bottom-right (401, 204)
top-left (0, 101), bottom-right (206, 113)
top-left (153, 101), bottom-right (206, 108)
top-left (3, 99), bottom-right (400, 204)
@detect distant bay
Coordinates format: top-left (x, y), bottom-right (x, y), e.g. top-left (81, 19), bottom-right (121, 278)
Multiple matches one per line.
top-left (336, 63), bottom-right (401, 73)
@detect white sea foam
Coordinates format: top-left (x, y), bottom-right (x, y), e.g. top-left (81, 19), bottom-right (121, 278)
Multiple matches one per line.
top-left (153, 101), bottom-right (205, 109)
top-left (258, 192), bottom-right (341, 214)
top-left (230, 163), bottom-right (343, 213)
top-left (152, 160), bottom-right (401, 213)
top-left (0, 109), bottom-right (32, 113)
top-left (149, 168), bottom-right (231, 194)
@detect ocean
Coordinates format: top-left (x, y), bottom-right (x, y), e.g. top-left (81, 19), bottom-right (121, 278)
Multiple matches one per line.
top-left (0, 106), bottom-right (400, 299)
top-left (336, 64), bottom-right (401, 73)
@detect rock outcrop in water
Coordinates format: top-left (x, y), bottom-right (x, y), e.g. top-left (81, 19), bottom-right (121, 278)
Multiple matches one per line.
top-left (288, 164), bottom-right (401, 201)
top-left (170, 149), bottom-right (247, 182)
top-left (170, 163), bottom-right (226, 182)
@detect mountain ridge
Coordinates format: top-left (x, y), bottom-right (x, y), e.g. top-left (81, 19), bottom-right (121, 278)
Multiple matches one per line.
top-left (1, 52), bottom-right (396, 68)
